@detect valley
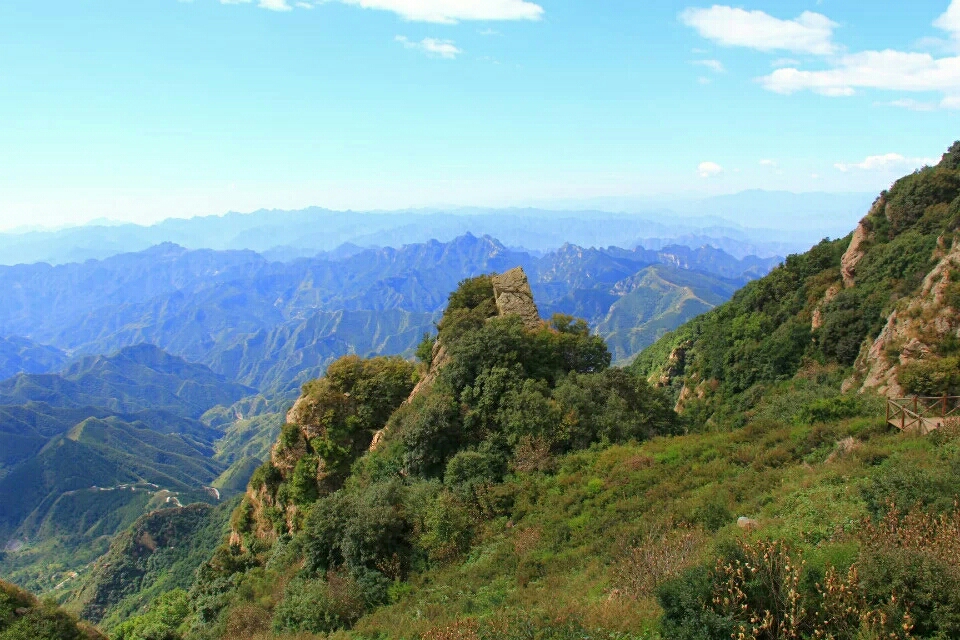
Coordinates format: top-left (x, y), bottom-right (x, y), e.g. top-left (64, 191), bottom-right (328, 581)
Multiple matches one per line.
top-left (49, 142), bottom-right (960, 640)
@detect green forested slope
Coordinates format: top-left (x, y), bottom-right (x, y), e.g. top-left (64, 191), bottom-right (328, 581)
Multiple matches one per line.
top-left (0, 346), bottom-right (254, 598)
top-left (0, 580), bottom-right (105, 640)
top-left (633, 141), bottom-right (960, 424)
top-left (69, 501), bottom-right (237, 629)
top-left (105, 144), bottom-right (960, 640)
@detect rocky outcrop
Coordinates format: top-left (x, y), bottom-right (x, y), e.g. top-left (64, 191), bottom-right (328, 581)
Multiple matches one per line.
top-left (846, 240), bottom-right (960, 397)
top-left (653, 341), bottom-right (690, 387)
top-left (492, 267), bottom-right (542, 329)
top-left (841, 220), bottom-right (871, 288)
top-left (369, 267), bottom-right (542, 451)
top-left (811, 284), bottom-right (841, 330)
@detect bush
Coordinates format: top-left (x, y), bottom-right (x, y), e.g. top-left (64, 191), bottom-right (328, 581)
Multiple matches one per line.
top-left (857, 506), bottom-right (960, 638)
top-left (398, 392), bottom-right (464, 477)
top-left (288, 456), bottom-right (319, 505)
top-left (112, 589), bottom-right (189, 640)
top-left (302, 481), bottom-right (411, 578)
top-left (271, 574), bottom-right (365, 634)
top-left (553, 368), bottom-right (680, 450)
top-left (444, 449), bottom-right (504, 493)
top-left (898, 357), bottom-right (960, 396)
top-left (656, 566), bottom-right (730, 640)
top-left (816, 288), bottom-right (884, 365)
top-left (796, 395), bottom-right (865, 425)
top-left (416, 332), bottom-right (436, 365)
top-left (419, 491), bottom-right (476, 563)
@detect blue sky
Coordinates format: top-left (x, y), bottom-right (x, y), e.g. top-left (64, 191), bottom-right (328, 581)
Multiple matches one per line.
top-left (1, 0), bottom-right (958, 228)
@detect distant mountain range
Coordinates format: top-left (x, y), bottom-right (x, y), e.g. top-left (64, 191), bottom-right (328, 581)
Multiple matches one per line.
top-left (0, 190), bottom-right (875, 266)
top-left (0, 235), bottom-right (780, 393)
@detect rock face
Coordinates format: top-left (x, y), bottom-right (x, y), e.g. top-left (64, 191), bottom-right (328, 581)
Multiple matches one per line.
top-left (841, 220), bottom-right (872, 288)
top-left (492, 267), bottom-right (542, 329)
top-left (846, 240), bottom-right (960, 397)
top-left (811, 284), bottom-right (841, 331)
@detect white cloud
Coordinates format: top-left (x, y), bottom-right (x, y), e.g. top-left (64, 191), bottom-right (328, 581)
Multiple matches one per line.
top-left (679, 6), bottom-right (837, 55)
top-left (396, 35), bottom-right (462, 59)
top-left (698, 161), bottom-right (723, 178)
top-left (834, 153), bottom-right (937, 172)
top-left (336, 0), bottom-right (543, 23)
top-left (697, 76), bottom-right (712, 85)
top-left (761, 50), bottom-right (960, 96)
top-left (693, 59), bottom-right (725, 73)
top-left (935, 0), bottom-right (960, 39)
top-left (880, 98), bottom-right (938, 111)
top-left (707, 3), bottom-right (960, 106)
top-left (759, 159), bottom-right (778, 167)
top-left (941, 95), bottom-right (960, 108)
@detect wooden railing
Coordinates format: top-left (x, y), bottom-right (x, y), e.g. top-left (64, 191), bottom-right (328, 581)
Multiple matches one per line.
top-left (887, 395), bottom-right (960, 433)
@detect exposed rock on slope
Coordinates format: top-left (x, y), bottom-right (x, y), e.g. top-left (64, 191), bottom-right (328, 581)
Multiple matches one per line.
top-left (841, 218), bottom-right (873, 288)
top-left (492, 267), bottom-right (542, 329)
top-left (633, 141), bottom-right (960, 419)
top-left (233, 356), bottom-right (417, 546)
top-left (847, 239), bottom-right (960, 397)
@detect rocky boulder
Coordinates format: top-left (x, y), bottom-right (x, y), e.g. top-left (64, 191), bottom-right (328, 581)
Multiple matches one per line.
top-left (492, 267), bottom-right (542, 329)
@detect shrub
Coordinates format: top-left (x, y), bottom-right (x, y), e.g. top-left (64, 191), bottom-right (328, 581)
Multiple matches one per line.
top-left (419, 491), bottom-right (476, 563)
top-left (553, 368), bottom-right (680, 450)
top-left (656, 566), bottom-right (731, 640)
top-left (112, 589), bottom-right (190, 640)
top-left (613, 525), bottom-right (708, 598)
top-left (857, 506), bottom-right (960, 637)
top-left (444, 449), bottom-right (504, 493)
top-left (302, 481), bottom-right (411, 577)
top-left (898, 357), bottom-right (960, 396)
top-left (288, 456), bottom-right (319, 505)
top-left (417, 332), bottom-right (436, 365)
top-left (271, 573), bottom-right (365, 634)
top-left (398, 392), bottom-right (463, 477)
top-left (796, 395), bottom-right (865, 425)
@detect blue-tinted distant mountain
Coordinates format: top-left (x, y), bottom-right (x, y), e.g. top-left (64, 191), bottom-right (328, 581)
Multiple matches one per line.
top-left (0, 235), bottom-right (777, 392)
top-left (0, 191), bottom-right (870, 266)
top-left (0, 344), bottom-right (254, 418)
top-left (0, 336), bottom-right (66, 380)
